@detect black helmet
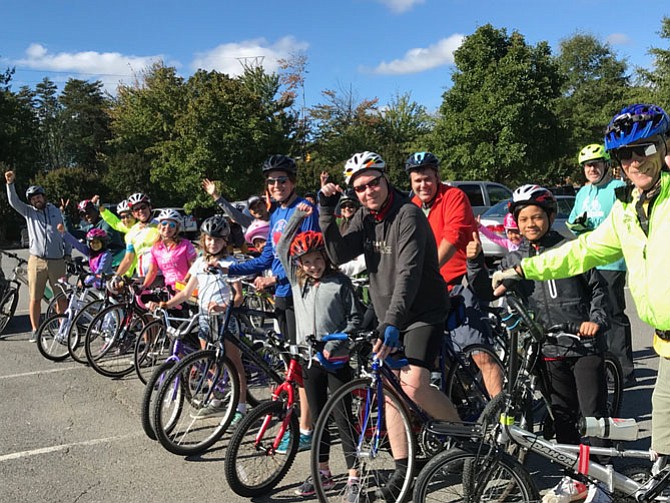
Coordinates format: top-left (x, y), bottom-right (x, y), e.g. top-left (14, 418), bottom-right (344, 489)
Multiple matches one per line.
top-left (339, 188), bottom-right (360, 207)
top-left (26, 185), bottom-right (46, 199)
top-left (404, 152), bottom-right (440, 173)
top-left (200, 215), bottom-right (231, 238)
top-left (262, 155), bottom-right (297, 176)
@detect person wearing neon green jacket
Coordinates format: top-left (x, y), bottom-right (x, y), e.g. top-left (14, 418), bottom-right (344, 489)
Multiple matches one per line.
top-left (492, 104), bottom-right (670, 458)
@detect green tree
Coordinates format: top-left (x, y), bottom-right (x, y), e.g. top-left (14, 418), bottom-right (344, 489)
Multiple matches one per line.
top-left (555, 33), bottom-right (631, 180)
top-left (432, 25), bottom-right (565, 186)
top-left (639, 16), bottom-right (670, 110)
top-left (34, 77), bottom-right (66, 171)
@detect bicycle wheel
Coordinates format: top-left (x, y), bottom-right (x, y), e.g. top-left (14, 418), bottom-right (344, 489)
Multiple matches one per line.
top-left (311, 377), bottom-right (416, 503)
top-left (153, 349), bottom-right (240, 456)
top-left (68, 299), bottom-right (105, 364)
top-left (85, 304), bottom-right (144, 378)
top-left (36, 313), bottom-right (71, 361)
top-left (446, 344), bottom-right (504, 422)
top-left (605, 352), bottom-right (623, 417)
top-left (478, 393), bottom-right (534, 466)
top-left (224, 399), bottom-right (300, 497)
top-left (45, 288), bottom-right (68, 318)
top-left (0, 287), bottom-right (19, 335)
top-left (243, 338), bottom-right (286, 407)
top-left (141, 359), bottom-right (177, 440)
top-left (134, 320), bottom-right (172, 385)
top-left (413, 445), bottom-right (538, 503)
top-left (244, 294), bottom-right (273, 331)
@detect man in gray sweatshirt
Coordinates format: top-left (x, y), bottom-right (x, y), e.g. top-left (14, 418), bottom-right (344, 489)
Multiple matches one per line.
top-left (5, 171), bottom-right (68, 341)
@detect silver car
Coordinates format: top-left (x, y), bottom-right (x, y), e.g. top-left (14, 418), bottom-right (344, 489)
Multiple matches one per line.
top-left (479, 196), bottom-right (576, 259)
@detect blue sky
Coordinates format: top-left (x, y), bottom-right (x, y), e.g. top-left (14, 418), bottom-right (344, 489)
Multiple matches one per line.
top-left (1, 0), bottom-right (668, 113)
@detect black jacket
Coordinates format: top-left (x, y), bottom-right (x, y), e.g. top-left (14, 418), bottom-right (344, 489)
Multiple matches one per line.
top-left (468, 230), bottom-right (609, 358)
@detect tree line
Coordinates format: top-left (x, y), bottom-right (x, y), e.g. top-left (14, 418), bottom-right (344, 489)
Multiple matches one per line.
top-left (1, 20), bottom-right (669, 241)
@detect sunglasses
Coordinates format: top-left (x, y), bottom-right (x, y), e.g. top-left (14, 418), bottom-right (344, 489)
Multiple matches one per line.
top-left (266, 176), bottom-right (289, 186)
top-left (340, 204), bottom-right (356, 210)
top-left (132, 204), bottom-right (149, 212)
top-left (120, 213), bottom-right (133, 220)
top-left (353, 175), bottom-right (383, 194)
top-left (613, 142), bottom-right (658, 162)
top-left (160, 220), bottom-right (177, 228)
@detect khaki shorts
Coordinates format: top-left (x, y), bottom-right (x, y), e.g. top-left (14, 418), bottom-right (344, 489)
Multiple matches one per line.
top-left (652, 355), bottom-right (670, 454)
top-left (27, 256), bottom-right (66, 302)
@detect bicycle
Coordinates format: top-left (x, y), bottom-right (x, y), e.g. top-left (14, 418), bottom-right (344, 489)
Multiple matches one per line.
top-left (0, 249), bottom-right (65, 335)
top-left (413, 292), bottom-right (662, 503)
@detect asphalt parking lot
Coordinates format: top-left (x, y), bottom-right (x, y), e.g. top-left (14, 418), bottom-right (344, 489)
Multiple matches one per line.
top-left (0, 246), bottom-right (660, 502)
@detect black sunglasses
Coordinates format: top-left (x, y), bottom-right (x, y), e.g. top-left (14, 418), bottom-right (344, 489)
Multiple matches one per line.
top-left (266, 176), bottom-right (289, 186)
top-left (613, 142), bottom-right (658, 162)
top-left (352, 175), bottom-right (383, 193)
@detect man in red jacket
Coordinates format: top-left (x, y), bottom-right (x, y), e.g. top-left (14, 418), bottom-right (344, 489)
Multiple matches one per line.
top-left (406, 152), bottom-right (502, 397)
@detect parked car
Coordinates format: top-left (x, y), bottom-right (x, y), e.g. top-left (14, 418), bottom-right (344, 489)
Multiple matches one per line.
top-left (152, 208), bottom-right (199, 235)
top-left (445, 181), bottom-right (513, 216)
top-left (479, 196), bottom-right (576, 259)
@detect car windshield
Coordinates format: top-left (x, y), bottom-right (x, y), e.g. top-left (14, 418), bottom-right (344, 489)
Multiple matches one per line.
top-left (483, 198), bottom-right (575, 219)
top-left (482, 199), bottom-right (510, 218)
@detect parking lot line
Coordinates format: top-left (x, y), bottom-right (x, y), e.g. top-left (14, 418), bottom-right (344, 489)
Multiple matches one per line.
top-left (0, 433), bottom-right (142, 462)
top-left (0, 366), bottom-right (84, 380)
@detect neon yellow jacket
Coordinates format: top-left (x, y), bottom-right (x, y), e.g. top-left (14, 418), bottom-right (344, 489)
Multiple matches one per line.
top-left (521, 172), bottom-right (670, 356)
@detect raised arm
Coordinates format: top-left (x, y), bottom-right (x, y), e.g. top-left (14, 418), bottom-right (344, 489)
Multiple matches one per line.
top-left (277, 206), bottom-right (310, 286)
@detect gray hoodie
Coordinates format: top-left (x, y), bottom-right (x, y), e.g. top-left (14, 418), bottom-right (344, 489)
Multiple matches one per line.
top-left (6, 183), bottom-right (67, 259)
top-left (277, 209), bottom-right (362, 346)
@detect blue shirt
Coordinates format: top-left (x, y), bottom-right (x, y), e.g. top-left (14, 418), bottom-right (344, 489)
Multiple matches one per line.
top-left (229, 197), bottom-right (320, 297)
top-left (568, 178), bottom-right (626, 271)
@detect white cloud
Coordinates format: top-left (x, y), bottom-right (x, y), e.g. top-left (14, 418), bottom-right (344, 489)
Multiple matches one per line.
top-left (16, 43), bottom-right (164, 77)
top-left (366, 35), bottom-right (464, 75)
top-left (376, 0), bottom-right (424, 13)
top-left (606, 33), bottom-right (632, 45)
top-left (191, 36), bottom-right (309, 76)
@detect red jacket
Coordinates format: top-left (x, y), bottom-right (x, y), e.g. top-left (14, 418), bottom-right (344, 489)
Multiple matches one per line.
top-left (412, 183), bottom-right (478, 288)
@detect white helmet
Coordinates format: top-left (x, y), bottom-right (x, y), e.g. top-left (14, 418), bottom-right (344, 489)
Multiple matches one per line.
top-left (343, 151), bottom-right (386, 185)
top-left (127, 192), bottom-right (151, 208)
top-left (157, 208), bottom-right (183, 229)
top-left (116, 199), bottom-right (131, 215)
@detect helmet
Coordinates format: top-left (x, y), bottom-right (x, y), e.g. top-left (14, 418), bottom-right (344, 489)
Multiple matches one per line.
top-left (343, 151), bottom-right (386, 185)
top-left (262, 155), bottom-right (297, 176)
top-left (116, 200), bottom-right (131, 215)
top-left (86, 227), bottom-right (109, 245)
top-left (503, 213), bottom-right (518, 230)
top-left (247, 195), bottom-right (262, 208)
top-left (77, 199), bottom-right (96, 213)
top-left (404, 152), bottom-right (440, 173)
top-left (289, 231), bottom-right (325, 258)
top-left (244, 219), bottom-right (270, 245)
top-left (127, 192), bottom-right (151, 208)
top-left (605, 104), bottom-right (670, 150)
top-left (578, 144), bottom-right (610, 165)
top-left (339, 188), bottom-right (360, 207)
top-left (157, 208), bottom-right (183, 228)
top-left (200, 215), bottom-right (230, 238)
top-left (25, 185), bottom-right (45, 199)
top-left (508, 184), bottom-right (558, 218)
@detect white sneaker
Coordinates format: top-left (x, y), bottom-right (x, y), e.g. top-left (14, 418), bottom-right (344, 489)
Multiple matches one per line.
top-left (584, 483), bottom-right (612, 503)
top-left (542, 476), bottom-right (588, 503)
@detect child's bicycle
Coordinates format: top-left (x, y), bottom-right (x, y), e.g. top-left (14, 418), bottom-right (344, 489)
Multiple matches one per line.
top-left (413, 292), bottom-right (667, 503)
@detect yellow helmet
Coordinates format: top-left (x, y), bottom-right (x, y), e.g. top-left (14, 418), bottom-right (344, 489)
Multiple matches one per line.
top-left (578, 144), bottom-right (610, 165)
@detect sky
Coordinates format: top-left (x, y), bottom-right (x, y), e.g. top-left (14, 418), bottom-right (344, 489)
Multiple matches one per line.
top-left (1, 0), bottom-right (669, 113)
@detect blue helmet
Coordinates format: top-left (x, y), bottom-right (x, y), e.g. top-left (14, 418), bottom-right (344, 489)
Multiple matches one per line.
top-left (605, 104), bottom-right (670, 150)
top-left (404, 152), bottom-right (440, 173)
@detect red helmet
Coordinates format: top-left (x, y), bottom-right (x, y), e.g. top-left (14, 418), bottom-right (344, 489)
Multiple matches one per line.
top-left (289, 231), bottom-right (325, 258)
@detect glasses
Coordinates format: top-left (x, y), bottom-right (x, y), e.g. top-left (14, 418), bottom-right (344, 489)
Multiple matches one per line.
top-left (120, 213), bottom-right (133, 220)
top-left (160, 220), bottom-right (177, 228)
top-left (353, 175), bottom-right (383, 193)
top-left (266, 176), bottom-right (289, 186)
top-left (340, 204), bottom-right (356, 211)
top-left (613, 142), bottom-right (658, 162)
top-left (132, 204), bottom-right (149, 213)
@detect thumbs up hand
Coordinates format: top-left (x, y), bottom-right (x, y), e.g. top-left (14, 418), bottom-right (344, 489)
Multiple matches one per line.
top-left (466, 231), bottom-right (482, 260)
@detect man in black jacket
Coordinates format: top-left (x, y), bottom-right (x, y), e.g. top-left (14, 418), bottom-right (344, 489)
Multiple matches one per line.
top-left (319, 151), bottom-right (457, 501)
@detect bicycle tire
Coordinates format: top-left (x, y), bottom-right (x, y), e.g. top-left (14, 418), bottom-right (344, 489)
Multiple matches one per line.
top-left (67, 299), bottom-right (105, 364)
top-left (243, 338), bottom-right (287, 407)
top-left (36, 313), bottom-right (71, 361)
top-left (605, 352), bottom-right (623, 417)
top-left (0, 287), bottom-right (19, 335)
top-left (45, 289), bottom-right (68, 318)
top-left (84, 304), bottom-right (144, 379)
top-left (134, 320), bottom-right (171, 385)
top-left (152, 349), bottom-right (240, 456)
top-left (413, 444), bottom-right (538, 503)
top-left (141, 359), bottom-right (177, 440)
top-left (446, 344), bottom-right (504, 422)
top-left (224, 399), bottom-right (300, 497)
top-left (311, 377), bottom-right (416, 503)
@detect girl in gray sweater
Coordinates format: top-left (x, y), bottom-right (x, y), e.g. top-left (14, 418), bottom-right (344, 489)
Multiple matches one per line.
top-left (277, 203), bottom-right (363, 498)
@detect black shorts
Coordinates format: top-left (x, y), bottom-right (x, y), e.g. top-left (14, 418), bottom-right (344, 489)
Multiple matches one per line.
top-left (402, 324), bottom-right (443, 370)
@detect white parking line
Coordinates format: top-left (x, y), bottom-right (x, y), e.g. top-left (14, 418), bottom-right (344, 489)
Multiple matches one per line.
top-left (0, 366), bottom-right (84, 380)
top-left (0, 433), bottom-right (142, 462)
